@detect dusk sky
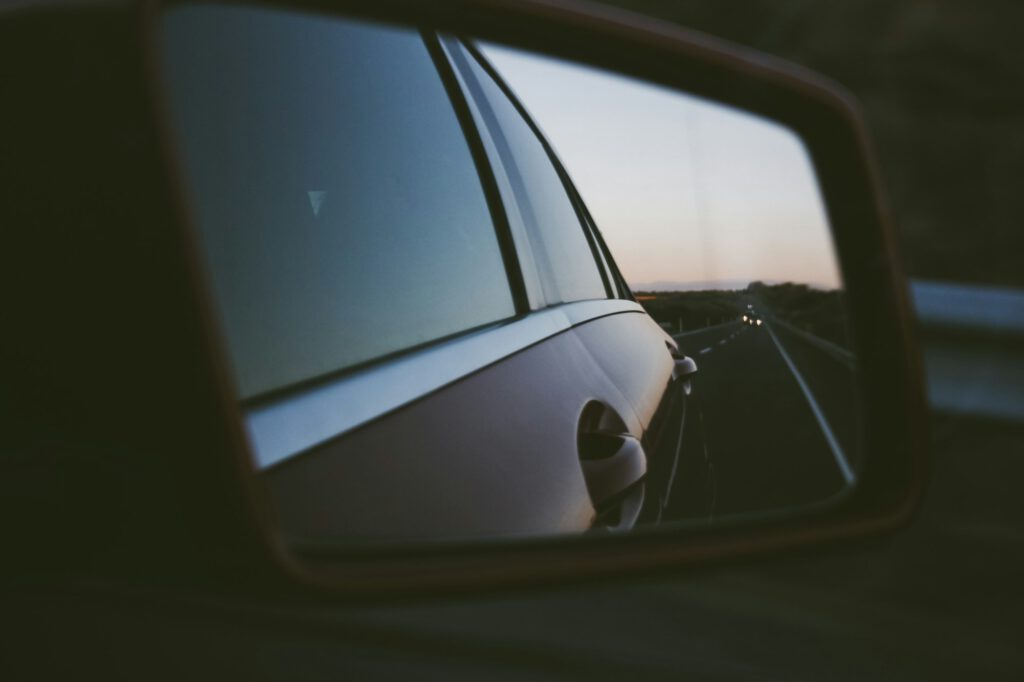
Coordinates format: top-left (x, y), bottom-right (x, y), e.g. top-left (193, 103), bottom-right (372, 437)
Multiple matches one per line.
top-left (480, 43), bottom-right (843, 291)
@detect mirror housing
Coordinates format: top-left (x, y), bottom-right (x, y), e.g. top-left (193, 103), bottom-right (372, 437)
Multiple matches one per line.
top-left (673, 357), bottom-right (698, 380)
top-left (0, 0), bottom-right (928, 595)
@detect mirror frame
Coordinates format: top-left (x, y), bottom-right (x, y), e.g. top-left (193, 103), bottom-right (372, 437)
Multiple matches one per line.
top-left (132, 0), bottom-right (929, 595)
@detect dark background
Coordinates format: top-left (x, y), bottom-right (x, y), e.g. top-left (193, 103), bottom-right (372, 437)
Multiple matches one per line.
top-left (602, 0), bottom-right (1024, 290)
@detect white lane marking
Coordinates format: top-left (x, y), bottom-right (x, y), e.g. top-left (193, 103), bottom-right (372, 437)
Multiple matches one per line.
top-left (765, 322), bottom-right (855, 484)
top-left (699, 347), bottom-right (712, 355)
top-left (718, 339), bottom-right (727, 346)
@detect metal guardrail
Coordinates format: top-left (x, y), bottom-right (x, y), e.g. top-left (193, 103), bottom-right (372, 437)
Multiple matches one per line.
top-left (912, 280), bottom-right (1024, 337)
top-left (911, 279), bottom-right (1024, 422)
top-left (672, 319), bottom-right (740, 339)
top-left (767, 316), bottom-right (856, 370)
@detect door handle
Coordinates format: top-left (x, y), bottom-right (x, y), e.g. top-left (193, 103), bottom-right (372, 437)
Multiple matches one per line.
top-left (578, 432), bottom-right (647, 511)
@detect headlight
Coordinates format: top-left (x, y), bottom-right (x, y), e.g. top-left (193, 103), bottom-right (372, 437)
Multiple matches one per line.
top-left (742, 315), bottom-right (748, 321)
top-left (756, 319), bottom-right (763, 326)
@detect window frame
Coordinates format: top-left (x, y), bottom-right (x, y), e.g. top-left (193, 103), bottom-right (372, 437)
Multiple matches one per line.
top-left (451, 40), bottom-right (637, 303)
top-left (420, 30), bottom-right (532, 317)
top-left (220, 24), bottom-right (647, 470)
top-left (452, 37), bottom-right (617, 305)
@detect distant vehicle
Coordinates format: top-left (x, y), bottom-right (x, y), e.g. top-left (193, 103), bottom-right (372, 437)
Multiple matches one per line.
top-left (742, 311), bottom-right (764, 327)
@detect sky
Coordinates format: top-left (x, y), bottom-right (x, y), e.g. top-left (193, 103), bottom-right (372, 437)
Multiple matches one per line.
top-left (480, 43), bottom-right (843, 291)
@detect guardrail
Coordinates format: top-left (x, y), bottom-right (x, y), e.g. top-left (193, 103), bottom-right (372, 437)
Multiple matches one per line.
top-left (913, 279), bottom-right (1024, 338)
top-left (671, 319), bottom-right (741, 339)
top-left (912, 279), bottom-right (1024, 421)
top-left (767, 317), bottom-right (856, 370)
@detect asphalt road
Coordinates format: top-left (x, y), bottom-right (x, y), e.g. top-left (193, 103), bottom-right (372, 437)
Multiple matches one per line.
top-left (668, 311), bottom-right (860, 521)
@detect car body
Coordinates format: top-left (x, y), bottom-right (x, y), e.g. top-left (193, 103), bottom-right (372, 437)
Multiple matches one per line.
top-left (156, 6), bottom-right (703, 543)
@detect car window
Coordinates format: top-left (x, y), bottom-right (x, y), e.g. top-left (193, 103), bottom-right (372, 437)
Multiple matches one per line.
top-left (444, 41), bottom-right (609, 306)
top-left (161, 6), bottom-right (516, 399)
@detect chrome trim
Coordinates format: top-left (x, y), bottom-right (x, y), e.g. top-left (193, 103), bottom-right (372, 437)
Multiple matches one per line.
top-left (247, 299), bottom-right (644, 469)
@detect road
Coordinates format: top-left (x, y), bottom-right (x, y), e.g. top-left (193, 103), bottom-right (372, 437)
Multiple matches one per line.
top-left (666, 308), bottom-right (860, 521)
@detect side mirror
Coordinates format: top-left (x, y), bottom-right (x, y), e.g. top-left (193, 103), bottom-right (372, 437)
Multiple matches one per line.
top-left (673, 356), bottom-right (697, 396)
top-left (673, 356), bottom-right (699, 380)
top-left (0, 0), bottom-right (928, 595)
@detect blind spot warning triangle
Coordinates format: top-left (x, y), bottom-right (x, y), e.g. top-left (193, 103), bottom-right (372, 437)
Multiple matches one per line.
top-left (307, 191), bottom-right (327, 218)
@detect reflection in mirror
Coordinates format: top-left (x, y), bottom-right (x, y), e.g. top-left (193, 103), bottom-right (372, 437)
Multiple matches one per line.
top-left (160, 5), bottom-right (860, 548)
top-left (483, 44), bottom-right (860, 522)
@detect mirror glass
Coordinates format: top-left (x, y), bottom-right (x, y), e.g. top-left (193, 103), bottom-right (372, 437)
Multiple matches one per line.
top-left (160, 5), bottom-right (861, 547)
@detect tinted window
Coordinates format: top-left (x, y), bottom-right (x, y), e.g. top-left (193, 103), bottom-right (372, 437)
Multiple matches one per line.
top-left (446, 42), bottom-right (608, 305)
top-left (161, 8), bottom-right (516, 398)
